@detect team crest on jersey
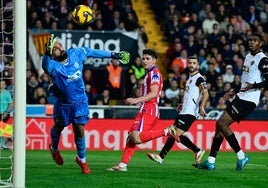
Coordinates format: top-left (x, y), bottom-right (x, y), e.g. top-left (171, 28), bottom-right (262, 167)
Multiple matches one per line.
top-left (250, 61), bottom-right (255, 65)
top-left (74, 62), bottom-right (79, 68)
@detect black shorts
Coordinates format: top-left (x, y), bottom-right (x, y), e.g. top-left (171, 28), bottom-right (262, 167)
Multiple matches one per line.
top-left (226, 96), bottom-right (256, 123)
top-left (174, 114), bottom-right (196, 132)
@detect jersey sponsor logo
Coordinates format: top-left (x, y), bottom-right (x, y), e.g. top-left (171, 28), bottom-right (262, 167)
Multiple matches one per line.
top-left (67, 70), bottom-right (82, 82)
top-left (151, 74), bottom-right (160, 82)
top-left (242, 66), bottom-right (249, 73)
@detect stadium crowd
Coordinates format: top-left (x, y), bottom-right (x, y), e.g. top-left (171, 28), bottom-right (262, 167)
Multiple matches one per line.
top-left (1, 0), bottom-right (268, 111)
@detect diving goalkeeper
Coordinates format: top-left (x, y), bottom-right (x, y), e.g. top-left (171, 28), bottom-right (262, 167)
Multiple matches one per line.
top-left (42, 34), bottom-right (130, 174)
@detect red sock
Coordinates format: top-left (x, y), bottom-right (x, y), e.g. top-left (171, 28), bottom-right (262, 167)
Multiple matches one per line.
top-left (121, 142), bottom-right (136, 164)
top-left (139, 130), bottom-right (165, 143)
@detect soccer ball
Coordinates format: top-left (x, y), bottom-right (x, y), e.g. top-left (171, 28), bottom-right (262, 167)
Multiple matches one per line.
top-left (71, 5), bottom-right (93, 26)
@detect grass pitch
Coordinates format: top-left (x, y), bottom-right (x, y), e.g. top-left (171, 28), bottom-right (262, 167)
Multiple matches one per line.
top-left (20, 150), bottom-right (268, 187)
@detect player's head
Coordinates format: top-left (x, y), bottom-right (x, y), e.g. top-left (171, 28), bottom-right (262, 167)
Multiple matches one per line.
top-left (187, 56), bottom-right (199, 74)
top-left (141, 48), bottom-right (158, 70)
top-left (46, 34), bottom-right (68, 61)
top-left (248, 32), bottom-right (264, 53)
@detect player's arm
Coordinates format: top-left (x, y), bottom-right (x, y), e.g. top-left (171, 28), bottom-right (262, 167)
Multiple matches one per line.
top-left (241, 57), bottom-right (268, 91)
top-left (83, 48), bottom-right (130, 64)
top-left (126, 84), bottom-right (160, 105)
top-left (196, 77), bottom-right (209, 117)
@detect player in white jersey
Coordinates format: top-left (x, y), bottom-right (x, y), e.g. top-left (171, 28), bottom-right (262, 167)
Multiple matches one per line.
top-left (196, 33), bottom-right (268, 171)
top-left (147, 56), bottom-right (209, 165)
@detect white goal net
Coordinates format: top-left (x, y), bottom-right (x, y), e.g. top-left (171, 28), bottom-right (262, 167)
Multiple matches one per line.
top-left (0, 0), bottom-right (14, 187)
top-left (0, 0), bottom-right (26, 187)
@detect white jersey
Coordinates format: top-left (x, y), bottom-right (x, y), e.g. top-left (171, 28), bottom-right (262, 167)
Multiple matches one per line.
top-left (237, 52), bottom-right (267, 105)
top-left (180, 73), bottom-right (206, 117)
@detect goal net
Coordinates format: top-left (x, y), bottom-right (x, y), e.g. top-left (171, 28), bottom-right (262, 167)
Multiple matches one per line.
top-left (0, 0), bottom-right (26, 187)
top-left (0, 0), bottom-right (14, 186)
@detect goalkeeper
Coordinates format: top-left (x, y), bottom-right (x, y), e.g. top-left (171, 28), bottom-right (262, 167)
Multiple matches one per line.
top-left (42, 34), bottom-right (130, 174)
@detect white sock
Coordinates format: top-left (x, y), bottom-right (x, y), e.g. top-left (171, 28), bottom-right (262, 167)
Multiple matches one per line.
top-left (207, 156), bottom-right (216, 163)
top-left (77, 156), bottom-right (86, 163)
top-left (119, 162), bottom-right (127, 168)
top-left (236, 150), bottom-right (245, 160)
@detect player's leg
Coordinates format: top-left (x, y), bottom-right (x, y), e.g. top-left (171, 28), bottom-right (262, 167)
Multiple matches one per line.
top-left (73, 123), bottom-right (90, 174)
top-left (147, 114), bottom-right (197, 164)
top-left (179, 135), bottom-right (205, 164)
top-left (218, 98), bottom-right (255, 170)
top-left (49, 121), bottom-right (64, 165)
top-left (73, 102), bottom-right (90, 174)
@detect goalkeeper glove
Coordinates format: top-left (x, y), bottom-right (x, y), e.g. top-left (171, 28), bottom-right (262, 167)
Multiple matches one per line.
top-left (45, 34), bottom-right (59, 56)
top-left (111, 51), bottom-right (130, 64)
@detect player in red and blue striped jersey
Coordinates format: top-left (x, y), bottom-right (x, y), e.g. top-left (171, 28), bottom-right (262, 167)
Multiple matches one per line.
top-left (106, 49), bottom-right (176, 172)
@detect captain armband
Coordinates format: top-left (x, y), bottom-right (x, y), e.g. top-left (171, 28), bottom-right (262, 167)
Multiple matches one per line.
top-left (199, 81), bottom-right (207, 91)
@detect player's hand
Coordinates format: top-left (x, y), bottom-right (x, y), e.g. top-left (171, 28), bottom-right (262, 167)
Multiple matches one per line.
top-left (45, 34), bottom-right (57, 56)
top-left (176, 103), bottom-right (182, 112)
top-left (240, 82), bottom-right (253, 92)
top-left (119, 51), bottom-right (130, 64)
top-left (199, 107), bottom-right (207, 118)
top-left (125, 97), bottom-right (139, 105)
top-left (223, 89), bottom-right (235, 100)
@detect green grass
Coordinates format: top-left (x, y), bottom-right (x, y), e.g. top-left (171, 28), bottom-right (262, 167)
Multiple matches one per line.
top-left (3, 150), bottom-right (268, 188)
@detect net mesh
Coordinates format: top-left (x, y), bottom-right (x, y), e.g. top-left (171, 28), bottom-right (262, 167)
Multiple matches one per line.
top-left (0, 0), bottom-right (14, 187)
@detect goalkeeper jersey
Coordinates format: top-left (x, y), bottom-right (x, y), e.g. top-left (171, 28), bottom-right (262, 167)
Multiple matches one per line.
top-left (42, 47), bottom-right (112, 103)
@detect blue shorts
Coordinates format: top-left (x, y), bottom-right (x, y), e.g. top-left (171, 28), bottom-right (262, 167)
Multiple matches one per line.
top-left (53, 101), bottom-right (90, 127)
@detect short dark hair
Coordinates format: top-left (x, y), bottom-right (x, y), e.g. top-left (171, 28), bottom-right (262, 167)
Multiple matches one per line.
top-left (188, 56), bottom-right (200, 64)
top-left (142, 48), bottom-right (158, 59)
top-left (249, 32), bottom-right (264, 43)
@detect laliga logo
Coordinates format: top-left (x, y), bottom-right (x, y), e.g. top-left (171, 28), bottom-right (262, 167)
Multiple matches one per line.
top-left (59, 33), bottom-right (120, 51)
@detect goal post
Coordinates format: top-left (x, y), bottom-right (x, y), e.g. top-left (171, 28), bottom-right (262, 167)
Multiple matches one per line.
top-left (13, 0), bottom-right (26, 187)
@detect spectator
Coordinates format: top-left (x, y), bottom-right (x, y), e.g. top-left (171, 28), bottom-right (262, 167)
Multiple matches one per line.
top-left (222, 64), bottom-right (235, 83)
top-left (231, 75), bottom-right (241, 90)
top-left (159, 90), bottom-right (170, 107)
top-left (233, 13), bottom-right (251, 34)
top-left (216, 97), bottom-right (227, 110)
top-left (32, 87), bottom-right (47, 104)
top-left (128, 56), bottom-right (146, 80)
top-left (202, 12), bottom-right (219, 34)
top-left (27, 75), bottom-right (40, 104)
top-left (85, 83), bottom-right (97, 105)
top-left (198, 3), bottom-right (212, 22)
top-left (233, 57), bottom-right (243, 75)
top-left (96, 89), bottom-right (110, 105)
top-left (164, 79), bottom-right (180, 107)
top-left (205, 63), bottom-right (221, 88)
top-left (163, 70), bottom-right (176, 91)
top-left (105, 59), bottom-right (124, 100)
top-left (171, 49), bottom-right (188, 77)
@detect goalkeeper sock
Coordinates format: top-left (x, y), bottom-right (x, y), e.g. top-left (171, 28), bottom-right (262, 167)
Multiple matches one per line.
top-left (75, 136), bottom-right (86, 161)
top-left (159, 137), bottom-right (175, 159)
top-left (140, 130), bottom-right (165, 143)
top-left (50, 127), bottom-right (61, 151)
